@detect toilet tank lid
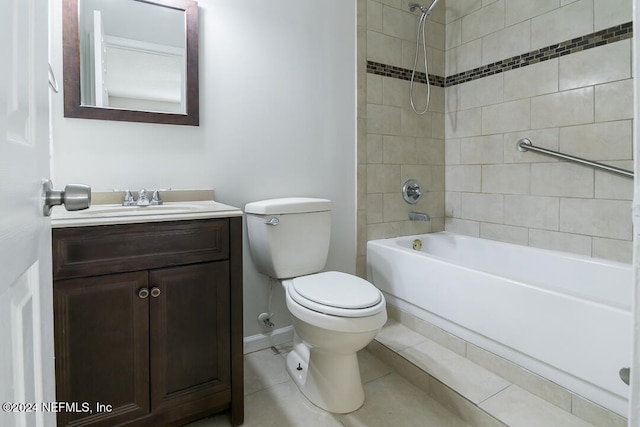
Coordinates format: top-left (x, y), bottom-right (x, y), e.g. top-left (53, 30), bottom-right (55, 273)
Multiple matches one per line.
top-left (245, 197), bottom-right (331, 215)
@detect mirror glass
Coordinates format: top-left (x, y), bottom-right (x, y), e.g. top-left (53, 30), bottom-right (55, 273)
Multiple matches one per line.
top-left (63, 0), bottom-right (199, 125)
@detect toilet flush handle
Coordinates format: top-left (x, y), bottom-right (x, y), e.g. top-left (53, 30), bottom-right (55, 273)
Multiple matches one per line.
top-left (265, 217), bottom-right (279, 226)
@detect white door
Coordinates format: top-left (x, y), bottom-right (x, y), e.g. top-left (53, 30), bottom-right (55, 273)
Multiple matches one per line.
top-left (0, 0), bottom-right (56, 426)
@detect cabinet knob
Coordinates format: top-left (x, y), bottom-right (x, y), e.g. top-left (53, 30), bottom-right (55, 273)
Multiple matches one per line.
top-left (138, 288), bottom-right (150, 299)
top-left (150, 287), bottom-right (161, 298)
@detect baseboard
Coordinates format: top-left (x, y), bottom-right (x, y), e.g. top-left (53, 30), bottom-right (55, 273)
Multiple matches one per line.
top-left (243, 326), bottom-right (294, 354)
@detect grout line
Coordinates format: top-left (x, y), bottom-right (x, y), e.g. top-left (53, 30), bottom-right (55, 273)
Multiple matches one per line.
top-left (362, 369), bottom-right (396, 386)
top-left (477, 383), bottom-right (512, 406)
top-left (371, 338), bottom-right (508, 427)
top-left (270, 346), bottom-right (282, 355)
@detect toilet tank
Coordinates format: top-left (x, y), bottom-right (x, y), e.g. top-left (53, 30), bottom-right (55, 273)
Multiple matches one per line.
top-left (245, 198), bottom-right (331, 279)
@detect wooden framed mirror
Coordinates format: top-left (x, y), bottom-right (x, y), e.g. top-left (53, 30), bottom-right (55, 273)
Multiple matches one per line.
top-left (63, 0), bottom-right (199, 126)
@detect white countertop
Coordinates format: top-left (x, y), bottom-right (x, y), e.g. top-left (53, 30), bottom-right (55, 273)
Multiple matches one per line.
top-left (51, 200), bottom-right (243, 228)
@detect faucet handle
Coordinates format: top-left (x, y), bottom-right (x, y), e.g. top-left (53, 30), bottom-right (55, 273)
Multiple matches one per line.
top-left (402, 179), bottom-right (424, 204)
top-left (150, 188), bottom-right (171, 205)
top-left (150, 190), bottom-right (162, 205)
top-left (114, 189), bottom-right (137, 206)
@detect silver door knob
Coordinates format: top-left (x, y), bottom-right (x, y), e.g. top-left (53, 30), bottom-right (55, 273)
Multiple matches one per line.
top-left (42, 179), bottom-right (91, 216)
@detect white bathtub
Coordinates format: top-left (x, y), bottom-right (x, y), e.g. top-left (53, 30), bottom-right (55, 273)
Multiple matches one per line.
top-left (366, 231), bottom-right (632, 416)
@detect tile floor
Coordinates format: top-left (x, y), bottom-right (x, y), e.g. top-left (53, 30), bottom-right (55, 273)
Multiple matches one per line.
top-left (187, 344), bottom-right (470, 427)
top-left (372, 319), bottom-right (622, 427)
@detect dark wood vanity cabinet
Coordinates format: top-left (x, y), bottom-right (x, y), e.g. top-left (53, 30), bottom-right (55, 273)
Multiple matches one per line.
top-left (52, 218), bottom-right (243, 427)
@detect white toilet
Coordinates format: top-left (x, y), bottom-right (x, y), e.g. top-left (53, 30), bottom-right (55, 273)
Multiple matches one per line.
top-left (244, 197), bottom-right (387, 414)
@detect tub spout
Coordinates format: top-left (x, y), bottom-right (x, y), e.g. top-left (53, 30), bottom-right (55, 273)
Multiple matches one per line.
top-left (409, 212), bottom-right (430, 221)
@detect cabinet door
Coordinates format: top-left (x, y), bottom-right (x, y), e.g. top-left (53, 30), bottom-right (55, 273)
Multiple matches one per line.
top-left (149, 262), bottom-right (231, 414)
top-left (54, 271), bottom-right (150, 427)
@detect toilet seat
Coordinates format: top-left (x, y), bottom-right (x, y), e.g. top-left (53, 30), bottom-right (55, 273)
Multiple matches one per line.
top-left (288, 271), bottom-right (385, 317)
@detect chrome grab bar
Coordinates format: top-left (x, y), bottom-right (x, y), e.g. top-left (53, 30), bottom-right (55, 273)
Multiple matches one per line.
top-left (516, 138), bottom-right (634, 179)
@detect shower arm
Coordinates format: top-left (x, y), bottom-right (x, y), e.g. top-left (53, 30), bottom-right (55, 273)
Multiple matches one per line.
top-left (408, 2), bottom-right (428, 14)
top-left (409, 0), bottom-right (440, 16)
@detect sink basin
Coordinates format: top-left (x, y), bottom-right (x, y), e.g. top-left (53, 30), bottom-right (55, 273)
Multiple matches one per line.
top-left (79, 203), bottom-right (208, 217)
top-left (51, 200), bottom-right (243, 227)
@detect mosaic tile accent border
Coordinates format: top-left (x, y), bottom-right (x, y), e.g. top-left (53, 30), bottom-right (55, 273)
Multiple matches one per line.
top-left (446, 21), bottom-right (633, 86)
top-left (366, 61), bottom-right (446, 87)
top-left (367, 21), bottom-right (633, 88)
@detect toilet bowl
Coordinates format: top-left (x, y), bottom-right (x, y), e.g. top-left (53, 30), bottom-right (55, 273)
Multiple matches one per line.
top-left (244, 198), bottom-right (388, 413)
top-left (283, 271), bottom-right (387, 413)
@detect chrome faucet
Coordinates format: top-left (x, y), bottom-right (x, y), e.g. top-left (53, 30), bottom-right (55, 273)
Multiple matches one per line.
top-left (136, 189), bottom-right (150, 206)
top-left (119, 188), bottom-right (168, 206)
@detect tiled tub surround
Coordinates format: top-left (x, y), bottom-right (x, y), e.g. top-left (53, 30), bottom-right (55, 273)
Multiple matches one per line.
top-left (444, 36), bottom-right (634, 262)
top-left (366, 20), bottom-right (632, 88)
top-left (357, 0), bottom-right (447, 279)
top-left (356, 2), bottom-right (634, 424)
top-left (357, 0), bottom-right (634, 278)
top-left (445, 22), bottom-right (632, 87)
top-left (444, 0), bottom-right (634, 263)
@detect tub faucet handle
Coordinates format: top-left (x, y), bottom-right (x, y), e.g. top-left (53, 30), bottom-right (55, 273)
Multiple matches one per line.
top-left (402, 179), bottom-right (424, 204)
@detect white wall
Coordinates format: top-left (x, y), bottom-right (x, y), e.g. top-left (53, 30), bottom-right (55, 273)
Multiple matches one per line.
top-left (49, 0), bottom-right (357, 338)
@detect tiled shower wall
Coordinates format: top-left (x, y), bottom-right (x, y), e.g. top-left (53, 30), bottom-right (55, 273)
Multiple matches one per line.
top-left (444, 0), bottom-right (633, 262)
top-left (357, 0), bottom-right (634, 274)
top-left (357, 0), bottom-right (447, 276)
